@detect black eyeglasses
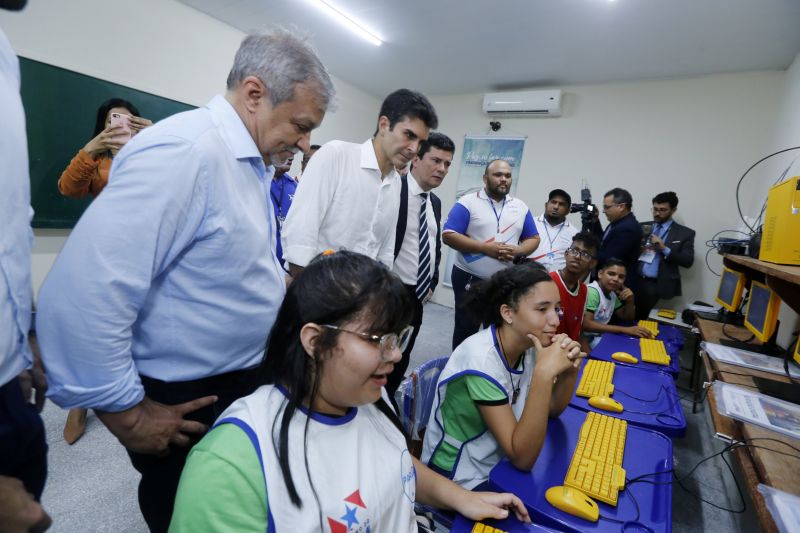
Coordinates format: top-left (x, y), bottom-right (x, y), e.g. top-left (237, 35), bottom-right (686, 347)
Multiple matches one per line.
top-left (565, 247), bottom-right (595, 261)
top-left (602, 203), bottom-right (621, 211)
top-left (321, 324), bottom-right (414, 362)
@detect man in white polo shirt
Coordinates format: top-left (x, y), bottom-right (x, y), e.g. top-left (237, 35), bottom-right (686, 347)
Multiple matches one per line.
top-left (282, 89), bottom-right (438, 274)
top-left (442, 159), bottom-right (540, 349)
top-left (531, 189), bottom-right (579, 272)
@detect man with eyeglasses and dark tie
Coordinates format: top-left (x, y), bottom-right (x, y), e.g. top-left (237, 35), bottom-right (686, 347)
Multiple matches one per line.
top-left (635, 191), bottom-right (695, 320)
top-left (387, 132), bottom-right (455, 399)
top-left (549, 232), bottom-right (600, 353)
top-left (585, 187), bottom-right (643, 292)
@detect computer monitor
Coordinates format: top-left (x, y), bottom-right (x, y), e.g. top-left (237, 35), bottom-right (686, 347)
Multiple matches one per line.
top-left (744, 280), bottom-right (781, 343)
top-left (715, 268), bottom-right (745, 312)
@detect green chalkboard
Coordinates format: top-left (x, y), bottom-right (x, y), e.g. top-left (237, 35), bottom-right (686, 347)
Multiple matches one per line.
top-left (20, 57), bottom-right (196, 228)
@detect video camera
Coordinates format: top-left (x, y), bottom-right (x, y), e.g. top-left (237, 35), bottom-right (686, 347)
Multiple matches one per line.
top-left (569, 185), bottom-right (594, 216)
top-left (569, 185), bottom-right (598, 232)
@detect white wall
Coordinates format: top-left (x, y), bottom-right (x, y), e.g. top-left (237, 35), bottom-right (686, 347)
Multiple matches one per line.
top-left (0, 0), bottom-right (379, 297)
top-left (429, 71), bottom-right (787, 311)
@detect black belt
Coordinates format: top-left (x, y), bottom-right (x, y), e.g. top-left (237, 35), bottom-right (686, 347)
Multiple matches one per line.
top-left (640, 276), bottom-right (657, 282)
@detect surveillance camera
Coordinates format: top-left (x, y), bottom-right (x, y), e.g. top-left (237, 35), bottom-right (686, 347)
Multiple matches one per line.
top-left (490, 121), bottom-right (501, 132)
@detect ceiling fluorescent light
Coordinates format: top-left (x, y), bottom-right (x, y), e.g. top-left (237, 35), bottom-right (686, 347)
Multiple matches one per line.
top-left (309, 0), bottom-right (382, 46)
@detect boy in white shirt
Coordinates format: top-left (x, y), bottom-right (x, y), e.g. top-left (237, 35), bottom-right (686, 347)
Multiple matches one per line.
top-left (583, 258), bottom-right (652, 348)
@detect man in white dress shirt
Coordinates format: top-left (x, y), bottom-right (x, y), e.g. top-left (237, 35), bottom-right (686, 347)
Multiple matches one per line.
top-left (531, 189), bottom-right (579, 272)
top-left (281, 89), bottom-right (438, 275)
top-left (387, 132), bottom-right (455, 398)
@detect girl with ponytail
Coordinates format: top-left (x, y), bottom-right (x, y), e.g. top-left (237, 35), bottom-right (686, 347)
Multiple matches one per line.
top-left (422, 262), bottom-right (585, 488)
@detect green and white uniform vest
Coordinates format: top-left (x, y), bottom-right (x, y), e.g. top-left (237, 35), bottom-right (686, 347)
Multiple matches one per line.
top-left (421, 325), bottom-right (535, 489)
top-left (216, 384), bottom-right (417, 532)
top-left (585, 280), bottom-right (622, 348)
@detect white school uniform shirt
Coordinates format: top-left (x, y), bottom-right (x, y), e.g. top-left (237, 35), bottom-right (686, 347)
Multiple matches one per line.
top-left (218, 385), bottom-right (417, 532)
top-left (421, 326), bottom-right (535, 489)
top-left (392, 172), bottom-right (438, 285)
top-left (531, 214), bottom-right (579, 272)
top-left (443, 189), bottom-right (537, 279)
top-left (281, 139), bottom-right (401, 268)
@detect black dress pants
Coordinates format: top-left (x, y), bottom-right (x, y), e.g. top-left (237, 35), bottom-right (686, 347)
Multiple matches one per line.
top-left (386, 284), bottom-right (424, 403)
top-left (635, 276), bottom-right (662, 321)
top-left (0, 378), bottom-right (47, 501)
top-left (451, 266), bottom-right (482, 350)
top-left (127, 366), bottom-right (260, 533)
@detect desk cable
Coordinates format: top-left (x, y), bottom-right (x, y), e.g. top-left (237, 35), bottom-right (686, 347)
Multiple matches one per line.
top-left (623, 437), bottom-right (800, 514)
top-left (615, 384), bottom-right (685, 421)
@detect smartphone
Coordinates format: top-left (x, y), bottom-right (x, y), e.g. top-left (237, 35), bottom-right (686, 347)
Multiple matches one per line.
top-left (109, 112), bottom-right (132, 143)
top-left (641, 224), bottom-right (653, 246)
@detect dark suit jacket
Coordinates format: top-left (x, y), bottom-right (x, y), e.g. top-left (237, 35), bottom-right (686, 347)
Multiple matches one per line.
top-left (393, 175), bottom-right (442, 290)
top-left (640, 220), bottom-right (695, 298)
top-left (588, 212), bottom-right (643, 290)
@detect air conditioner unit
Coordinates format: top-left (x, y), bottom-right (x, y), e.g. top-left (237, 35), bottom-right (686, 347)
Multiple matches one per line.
top-left (482, 90), bottom-right (562, 117)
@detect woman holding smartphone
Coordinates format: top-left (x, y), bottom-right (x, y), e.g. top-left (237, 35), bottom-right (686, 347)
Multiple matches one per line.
top-left (170, 251), bottom-right (530, 532)
top-left (422, 262), bottom-right (585, 489)
top-left (59, 98), bottom-right (151, 444)
top-left (57, 97), bottom-right (151, 199)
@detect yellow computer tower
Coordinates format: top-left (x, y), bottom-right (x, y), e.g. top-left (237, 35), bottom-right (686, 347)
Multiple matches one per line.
top-left (759, 176), bottom-right (800, 265)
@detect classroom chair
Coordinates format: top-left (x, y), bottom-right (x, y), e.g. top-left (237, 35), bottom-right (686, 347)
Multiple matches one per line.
top-left (394, 356), bottom-right (449, 458)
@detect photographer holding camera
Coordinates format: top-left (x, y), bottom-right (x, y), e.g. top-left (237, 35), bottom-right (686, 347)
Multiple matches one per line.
top-left (584, 187), bottom-right (644, 292)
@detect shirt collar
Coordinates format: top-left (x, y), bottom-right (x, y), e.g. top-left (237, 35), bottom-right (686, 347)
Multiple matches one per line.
top-left (206, 95), bottom-right (263, 162)
top-left (477, 188), bottom-right (512, 203)
top-left (656, 219), bottom-right (673, 231)
top-left (537, 213), bottom-right (571, 228)
top-left (407, 172), bottom-right (427, 196)
top-left (359, 139), bottom-right (381, 171)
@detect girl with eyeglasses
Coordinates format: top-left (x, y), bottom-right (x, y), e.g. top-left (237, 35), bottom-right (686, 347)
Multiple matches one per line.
top-left (422, 263), bottom-right (585, 489)
top-left (170, 251), bottom-right (529, 532)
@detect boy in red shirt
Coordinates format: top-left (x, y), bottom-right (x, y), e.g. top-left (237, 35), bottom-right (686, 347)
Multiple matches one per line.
top-left (549, 232), bottom-right (599, 352)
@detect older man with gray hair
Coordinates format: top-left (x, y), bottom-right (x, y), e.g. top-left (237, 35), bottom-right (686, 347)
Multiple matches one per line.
top-left (36, 30), bottom-right (334, 532)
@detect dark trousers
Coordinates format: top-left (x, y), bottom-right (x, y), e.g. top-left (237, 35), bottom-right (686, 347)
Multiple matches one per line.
top-left (127, 366), bottom-right (260, 533)
top-left (0, 378), bottom-right (47, 501)
top-left (635, 277), bottom-right (662, 321)
top-left (451, 266), bottom-right (482, 350)
top-left (386, 284), bottom-right (424, 402)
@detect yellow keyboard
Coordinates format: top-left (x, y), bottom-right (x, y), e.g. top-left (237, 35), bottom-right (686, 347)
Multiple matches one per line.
top-left (563, 412), bottom-right (627, 506)
top-left (638, 319), bottom-right (660, 336)
top-left (657, 308), bottom-right (677, 319)
top-left (639, 338), bottom-right (671, 365)
top-left (472, 524), bottom-right (508, 533)
top-left (576, 360), bottom-right (615, 398)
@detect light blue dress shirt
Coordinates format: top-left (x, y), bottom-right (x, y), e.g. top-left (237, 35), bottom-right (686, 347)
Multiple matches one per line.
top-left (36, 95), bottom-right (286, 412)
top-left (640, 220), bottom-right (673, 278)
top-left (0, 28), bottom-right (34, 388)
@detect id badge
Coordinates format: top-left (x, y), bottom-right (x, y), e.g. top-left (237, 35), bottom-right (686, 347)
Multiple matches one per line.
top-left (495, 232), bottom-right (505, 244)
top-left (638, 249), bottom-right (656, 263)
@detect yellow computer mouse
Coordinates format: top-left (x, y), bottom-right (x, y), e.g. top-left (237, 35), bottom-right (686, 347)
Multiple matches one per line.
top-left (612, 352), bottom-right (639, 364)
top-left (589, 395), bottom-right (624, 413)
top-left (545, 485), bottom-right (599, 522)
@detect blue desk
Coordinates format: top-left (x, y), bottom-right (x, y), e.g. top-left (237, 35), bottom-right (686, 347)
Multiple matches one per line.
top-left (591, 333), bottom-right (680, 376)
top-left (654, 323), bottom-right (685, 351)
top-left (571, 362), bottom-right (686, 438)
top-left (490, 406), bottom-right (673, 533)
